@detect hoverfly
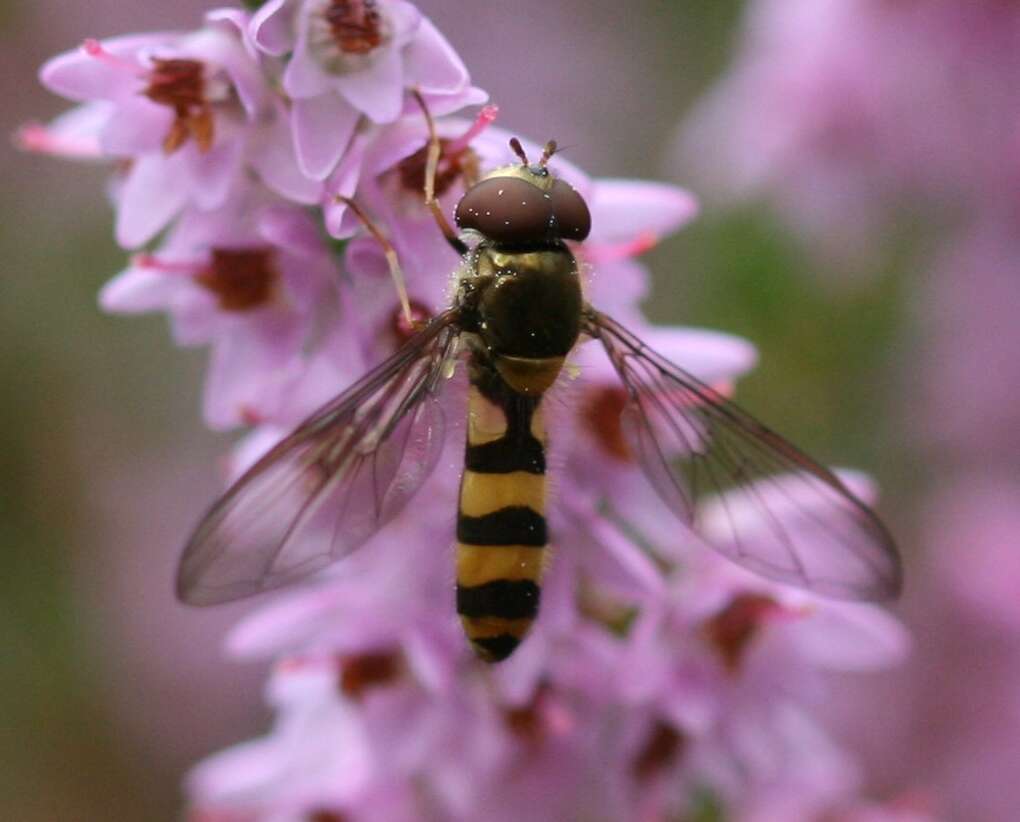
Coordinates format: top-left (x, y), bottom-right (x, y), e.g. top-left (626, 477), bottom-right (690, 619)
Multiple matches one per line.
top-left (177, 116), bottom-right (902, 663)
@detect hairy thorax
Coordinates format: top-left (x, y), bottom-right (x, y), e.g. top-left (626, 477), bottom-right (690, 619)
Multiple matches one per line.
top-left (458, 242), bottom-right (582, 395)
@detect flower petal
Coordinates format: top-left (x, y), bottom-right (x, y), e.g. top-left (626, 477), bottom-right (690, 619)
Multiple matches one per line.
top-left (250, 0), bottom-right (295, 56)
top-left (283, 12), bottom-right (336, 99)
top-left (788, 603), bottom-right (910, 671)
top-left (258, 205), bottom-right (327, 259)
top-left (336, 47), bottom-right (405, 123)
top-left (193, 23), bottom-right (269, 119)
top-left (402, 85), bottom-right (489, 118)
top-left (322, 139), bottom-right (367, 237)
top-left (39, 35), bottom-right (153, 102)
top-left (186, 133), bottom-right (246, 210)
top-left (249, 105), bottom-right (322, 204)
top-left (589, 180), bottom-right (700, 243)
top-left (202, 317), bottom-right (303, 430)
top-left (588, 515), bottom-right (666, 598)
top-left (583, 258), bottom-right (650, 325)
top-left (98, 267), bottom-right (180, 313)
top-left (99, 97), bottom-right (171, 155)
top-left (226, 586), bottom-right (341, 659)
top-left (640, 324), bottom-right (758, 385)
top-left (403, 17), bottom-right (469, 94)
top-left (114, 154), bottom-right (190, 248)
top-left (292, 94), bottom-right (360, 180)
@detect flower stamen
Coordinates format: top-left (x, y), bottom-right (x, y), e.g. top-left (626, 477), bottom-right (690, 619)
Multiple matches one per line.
top-left (583, 231), bottom-right (659, 264)
top-left (143, 58), bottom-right (214, 154)
top-left (444, 105), bottom-right (500, 156)
top-left (131, 252), bottom-right (204, 274)
top-left (81, 38), bottom-right (145, 76)
top-left (14, 122), bottom-right (101, 159)
top-left (325, 0), bottom-right (385, 55)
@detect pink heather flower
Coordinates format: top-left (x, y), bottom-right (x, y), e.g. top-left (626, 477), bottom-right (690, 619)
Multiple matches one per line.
top-left (99, 188), bottom-right (337, 430)
top-left (251, 0), bottom-right (476, 179)
top-left (37, 12), bottom-right (317, 248)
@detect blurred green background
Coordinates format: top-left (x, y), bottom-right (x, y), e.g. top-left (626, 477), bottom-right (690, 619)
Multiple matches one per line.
top-left (0, 2), bottom-right (921, 818)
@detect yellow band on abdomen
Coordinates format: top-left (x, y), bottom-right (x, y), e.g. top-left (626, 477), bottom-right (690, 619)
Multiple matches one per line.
top-left (456, 543), bottom-right (545, 588)
top-left (459, 470), bottom-right (546, 517)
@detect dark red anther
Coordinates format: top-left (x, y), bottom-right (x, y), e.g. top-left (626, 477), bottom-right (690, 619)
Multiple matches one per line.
top-left (632, 721), bottom-right (685, 781)
top-left (195, 249), bottom-right (278, 312)
top-left (397, 138), bottom-right (474, 199)
top-left (504, 704), bottom-right (542, 743)
top-left (144, 58), bottom-right (213, 153)
top-left (325, 0), bottom-right (384, 55)
top-left (338, 650), bottom-right (401, 699)
top-left (503, 683), bottom-right (553, 745)
top-left (703, 593), bottom-right (782, 672)
top-left (582, 385), bottom-right (632, 462)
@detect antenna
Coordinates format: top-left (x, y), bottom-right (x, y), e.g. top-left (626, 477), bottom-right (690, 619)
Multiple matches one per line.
top-left (539, 140), bottom-right (557, 167)
top-left (509, 137), bottom-right (529, 165)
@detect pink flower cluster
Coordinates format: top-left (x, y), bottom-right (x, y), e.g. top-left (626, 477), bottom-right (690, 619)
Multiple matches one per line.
top-left (33, 3), bottom-right (911, 820)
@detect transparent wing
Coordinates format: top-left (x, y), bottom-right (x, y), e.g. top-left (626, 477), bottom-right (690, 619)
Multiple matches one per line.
top-left (584, 308), bottom-right (902, 601)
top-left (176, 309), bottom-right (462, 605)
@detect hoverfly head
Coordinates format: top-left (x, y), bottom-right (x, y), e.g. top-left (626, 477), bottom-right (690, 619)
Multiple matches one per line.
top-left (454, 138), bottom-right (591, 245)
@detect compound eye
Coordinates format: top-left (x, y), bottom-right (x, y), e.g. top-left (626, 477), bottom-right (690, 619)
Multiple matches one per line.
top-left (455, 177), bottom-right (553, 244)
top-left (549, 179), bottom-right (591, 241)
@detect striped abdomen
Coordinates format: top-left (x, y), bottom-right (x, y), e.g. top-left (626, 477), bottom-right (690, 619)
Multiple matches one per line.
top-left (456, 375), bottom-right (550, 663)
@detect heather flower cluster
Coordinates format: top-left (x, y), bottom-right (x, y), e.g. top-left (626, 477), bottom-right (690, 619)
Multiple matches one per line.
top-left (32, 3), bottom-right (909, 820)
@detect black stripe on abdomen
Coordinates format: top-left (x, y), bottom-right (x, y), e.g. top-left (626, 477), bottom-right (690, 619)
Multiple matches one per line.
top-left (457, 506), bottom-right (546, 546)
top-left (471, 635), bottom-right (521, 661)
top-left (456, 579), bottom-right (541, 620)
top-left (465, 435), bottom-right (545, 474)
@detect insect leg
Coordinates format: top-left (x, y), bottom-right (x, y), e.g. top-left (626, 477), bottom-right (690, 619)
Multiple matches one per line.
top-left (336, 196), bottom-right (412, 324)
top-left (412, 89), bottom-right (469, 257)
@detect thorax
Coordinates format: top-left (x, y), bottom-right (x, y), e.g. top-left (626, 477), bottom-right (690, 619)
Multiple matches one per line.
top-left (456, 242), bottom-right (583, 395)
top-left (458, 242), bottom-right (582, 356)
